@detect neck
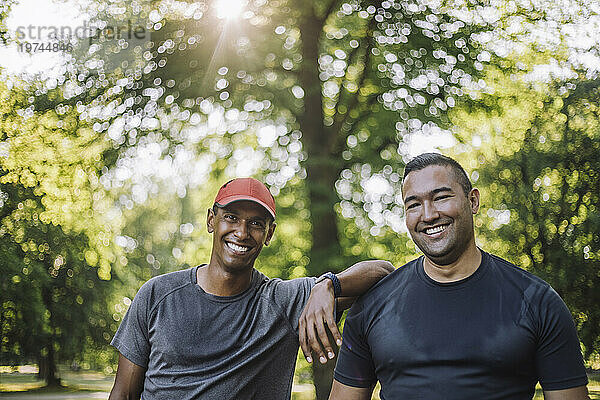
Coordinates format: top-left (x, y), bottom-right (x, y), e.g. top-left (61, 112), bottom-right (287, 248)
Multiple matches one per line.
top-left (197, 263), bottom-right (254, 296)
top-left (423, 244), bottom-right (482, 283)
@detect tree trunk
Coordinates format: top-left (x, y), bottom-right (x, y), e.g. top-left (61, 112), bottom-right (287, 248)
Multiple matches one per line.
top-left (299, 8), bottom-right (343, 399)
top-left (40, 287), bottom-right (62, 387)
top-left (42, 345), bottom-right (61, 387)
top-left (37, 355), bottom-right (46, 381)
top-left (298, 5), bottom-right (343, 273)
top-left (304, 147), bottom-right (342, 400)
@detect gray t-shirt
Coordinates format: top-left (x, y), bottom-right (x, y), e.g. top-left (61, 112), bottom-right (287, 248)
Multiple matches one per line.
top-left (111, 266), bottom-right (315, 400)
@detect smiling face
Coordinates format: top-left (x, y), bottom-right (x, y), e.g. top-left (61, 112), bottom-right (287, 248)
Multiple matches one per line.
top-left (207, 200), bottom-right (275, 274)
top-left (402, 165), bottom-right (479, 266)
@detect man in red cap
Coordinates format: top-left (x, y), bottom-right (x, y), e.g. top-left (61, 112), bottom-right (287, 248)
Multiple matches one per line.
top-left (109, 178), bottom-right (393, 400)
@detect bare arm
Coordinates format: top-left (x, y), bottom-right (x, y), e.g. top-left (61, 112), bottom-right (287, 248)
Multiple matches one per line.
top-left (544, 385), bottom-right (590, 400)
top-left (108, 353), bottom-right (146, 400)
top-left (329, 379), bottom-right (374, 400)
top-left (335, 296), bottom-right (355, 312)
top-left (336, 259), bottom-right (395, 298)
top-left (298, 260), bottom-right (394, 364)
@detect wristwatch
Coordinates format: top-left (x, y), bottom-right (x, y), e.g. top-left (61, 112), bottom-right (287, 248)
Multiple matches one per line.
top-left (315, 272), bottom-right (341, 298)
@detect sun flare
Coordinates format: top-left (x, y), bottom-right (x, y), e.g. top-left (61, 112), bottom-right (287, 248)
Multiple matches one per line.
top-left (214, 0), bottom-right (246, 20)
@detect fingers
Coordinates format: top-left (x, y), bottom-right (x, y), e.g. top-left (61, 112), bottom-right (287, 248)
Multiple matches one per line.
top-left (311, 314), bottom-right (333, 364)
top-left (300, 309), bottom-right (340, 364)
top-left (325, 312), bottom-right (343, 348)
top-left (298, 311), bottom-right (313, 364)
top-left (305, 310), bottom-right (341, 364)
top-left (299, 282), bottom-right (341, 364)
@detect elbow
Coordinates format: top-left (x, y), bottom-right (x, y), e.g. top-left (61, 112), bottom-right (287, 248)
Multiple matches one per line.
top-left (361, 260), bottom-right (394, 276)
top-left (378, 260), bottom-right (395, 274)
top-left (384, 261), bottom-right (395, 273)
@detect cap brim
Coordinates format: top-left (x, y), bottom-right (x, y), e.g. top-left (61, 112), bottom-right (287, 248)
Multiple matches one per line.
top-left (215, 195), bottom-right (276, 219)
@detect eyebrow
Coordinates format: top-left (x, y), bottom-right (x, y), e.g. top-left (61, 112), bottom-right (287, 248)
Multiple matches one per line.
top-left (222, 207), bottom-right (267, 222)
top-left (248, 215), bottom-right (267, 222)
top-left (403, 186), bottom-right (453, 204)
top-left (221, 206), bottom-right (238, 214)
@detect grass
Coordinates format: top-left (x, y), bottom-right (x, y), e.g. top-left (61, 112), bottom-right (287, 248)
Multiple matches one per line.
top-left (1, 368), bottom-right (598, 399)
top-left (0, 373), bottom-right (46, 392)
top-left (0, 366), bottom-right (113, 399)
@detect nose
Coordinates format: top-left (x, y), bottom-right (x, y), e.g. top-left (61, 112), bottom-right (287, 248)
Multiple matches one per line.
top-left (233, 220), bottom-right (250, 239)
top-left (422, 201), bottom-right (439, 222)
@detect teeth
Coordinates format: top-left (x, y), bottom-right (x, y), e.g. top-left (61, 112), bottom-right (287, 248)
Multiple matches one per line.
top-left (227, 242), bottom-right (250, 253)
top-left (425, 225), bottom-right (447, 235)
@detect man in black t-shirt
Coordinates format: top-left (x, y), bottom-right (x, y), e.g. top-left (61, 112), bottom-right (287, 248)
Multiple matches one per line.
top-left (330, 153), bottom-right (589, 400)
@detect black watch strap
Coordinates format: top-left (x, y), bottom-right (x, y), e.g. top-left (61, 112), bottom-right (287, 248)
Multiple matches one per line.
top-left (315, 272), bottom-right (341, 298)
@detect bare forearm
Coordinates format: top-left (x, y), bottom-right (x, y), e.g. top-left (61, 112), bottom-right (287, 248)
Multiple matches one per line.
top-left (335, 296), bottom-right (355, 311)
top-left (329, 380), bottom-right (374, 400)
top-left (109, 353), bottom-right (145, 400)
top-left (299, 260), bottom-right (393, 363)
top-left (337, 260), bottom-right (394, 297)
top-left (543, 385), bottom-right (590, 400)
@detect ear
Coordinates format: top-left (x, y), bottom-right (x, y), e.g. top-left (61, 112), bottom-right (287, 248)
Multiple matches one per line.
top-left (264, 222), bottom-right (276, 246)
top-left (207, 208), bottom-right (215, 233)
top-left (469, 188), bottom-right (480, 214)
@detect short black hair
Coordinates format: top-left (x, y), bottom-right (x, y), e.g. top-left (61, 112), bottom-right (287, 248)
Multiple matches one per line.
top-left (212, 203), bottom-right (275, 224)
top-left (402, 153), bottom-right (472, 196)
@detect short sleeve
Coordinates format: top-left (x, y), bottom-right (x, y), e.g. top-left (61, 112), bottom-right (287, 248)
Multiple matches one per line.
top-left (333, 300), bottom-right (377, 388)
top-left (111, 282), bottom-right (152, 368)
top-left (535, 287), bottom-right (588, 390)
top-left (272, 277), bottom-right (315, 333)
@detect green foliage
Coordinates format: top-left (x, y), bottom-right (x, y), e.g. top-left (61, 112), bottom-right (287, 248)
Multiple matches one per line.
top-left (0, 80), bottom-right (116, 382)
top-left (451, 68), bottom-right (600, 361)
top-left (0, 180), bottom-right (114, 378)
top-left (0, 237), bottom-right (45, 365)
top-left (66, 0), bottom-right (503, 271)
top-left (0, 0), bottom-right (15, 44)
top-left (2, 0), bottom-right (598, 395)
top-left (256, 176), bottom-right (313, 278)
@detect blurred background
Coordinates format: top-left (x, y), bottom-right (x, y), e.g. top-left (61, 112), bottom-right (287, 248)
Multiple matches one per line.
top-left (0, 0), bottom-right (599, 398)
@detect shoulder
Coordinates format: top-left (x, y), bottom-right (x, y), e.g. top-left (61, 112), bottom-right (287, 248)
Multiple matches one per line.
top-left (258, 273), bottom-right (315, 300)
top-left (483, 252), bottom-right (565, 315)
top-left (353, 258), bottom-right (418, 308)
top-left (254, 272), bottom-right (316, 324)
top-left (135, 267), bottom-right (194, 305)
top-left (341, 261), bottom-right (416, 335)
top-left (485, 252), bottom-right (551, 294)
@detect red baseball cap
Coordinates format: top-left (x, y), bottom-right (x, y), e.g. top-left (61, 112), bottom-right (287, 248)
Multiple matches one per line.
top-left (214, 178), bottom-right (276, 219)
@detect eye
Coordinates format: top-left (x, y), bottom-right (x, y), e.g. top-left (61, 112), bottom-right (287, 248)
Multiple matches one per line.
top-left (405, 202), bottom-right (420, 210)
top-left (224, 214), bottom-right (237, 221)
top-left (249, 220), bottom-right (266, 229)
top-left (434, 195), bottom-right (451, 201)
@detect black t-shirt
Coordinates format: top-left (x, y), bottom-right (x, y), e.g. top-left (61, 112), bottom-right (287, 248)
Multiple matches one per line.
top-left (334, 251), bottom-right (588, 400)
